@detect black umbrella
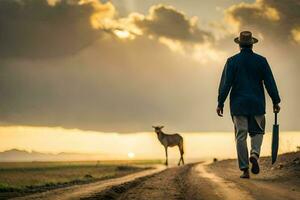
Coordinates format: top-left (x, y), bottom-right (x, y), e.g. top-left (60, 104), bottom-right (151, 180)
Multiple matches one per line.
top-left (272, 112), bottom-right (279, 164)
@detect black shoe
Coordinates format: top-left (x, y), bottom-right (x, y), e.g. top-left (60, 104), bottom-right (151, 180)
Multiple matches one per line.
top-left (240, 169), bottom-right (250, 179)
top-left (250, 155), bottom-right (260, 174)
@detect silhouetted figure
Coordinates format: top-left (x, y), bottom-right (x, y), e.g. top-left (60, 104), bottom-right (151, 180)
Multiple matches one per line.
top-left (217, 31), bottom-right (281, 179)
top-left (152, 126), bottom-right (184, 166)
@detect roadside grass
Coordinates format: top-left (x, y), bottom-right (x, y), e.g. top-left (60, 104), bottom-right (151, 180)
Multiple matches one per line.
top-left (0, 160), bottom-right (162, 198)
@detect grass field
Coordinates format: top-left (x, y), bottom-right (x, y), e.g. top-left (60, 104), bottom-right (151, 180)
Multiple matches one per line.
top-left (0, 160), bottom-right (162, 198)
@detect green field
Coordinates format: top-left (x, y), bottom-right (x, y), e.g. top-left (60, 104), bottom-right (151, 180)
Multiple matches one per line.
top-left (0, 160), bottom-right (162, 198)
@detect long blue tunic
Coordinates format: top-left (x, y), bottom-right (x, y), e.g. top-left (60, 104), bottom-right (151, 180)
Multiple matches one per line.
top-left (218, 48), bottom-right (281, 115)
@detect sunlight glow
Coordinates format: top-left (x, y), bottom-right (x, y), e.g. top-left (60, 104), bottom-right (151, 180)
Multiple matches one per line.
top-left (158, 37), bottom-right (184, 53)
top-left (127, 152), bottom-right (135, 159)
top-left (79, 0), bottom-right (116, 30)
top-left (113, 29), bottom-right (133, 39)
top-left (192, 44), bottom-right (226, 64)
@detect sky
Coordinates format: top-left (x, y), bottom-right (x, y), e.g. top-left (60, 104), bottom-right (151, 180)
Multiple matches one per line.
top-left (0, 0), bottom-right (299, 156)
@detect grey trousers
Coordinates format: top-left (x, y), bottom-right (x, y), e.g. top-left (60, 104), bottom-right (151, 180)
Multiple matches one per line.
top-left (232, 115), bottom-right (265, 170)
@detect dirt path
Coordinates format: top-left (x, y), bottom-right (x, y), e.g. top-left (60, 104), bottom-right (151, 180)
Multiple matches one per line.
top-left (193, 163), bottom-right (254, 200)
top-left (83, 157), bottom-right (300, 200)
top-left (12, 152), bottom-right (300, 200)
top-left (82, 162), bottom-right (256, 200)
top-left (207, 152), bottom-right (300, 200)
top-left (83, 163), bottom-right (193, 200)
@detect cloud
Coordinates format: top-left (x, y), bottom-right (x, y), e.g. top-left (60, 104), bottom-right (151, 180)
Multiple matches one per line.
top-left (0, 0), bottom-right (114, 58)
top-left (224, 0), bottom-right (300, 44)
top-left (0, 0), bottom-right (219, 60)
top-left (130, 4), bottom-right (213, 44)
top-left (118, 4), bottom-right (224, 63)
top-left (89, 3), bottom-right (217, 55)
top-left (79, 0), bottom-right (116, 29)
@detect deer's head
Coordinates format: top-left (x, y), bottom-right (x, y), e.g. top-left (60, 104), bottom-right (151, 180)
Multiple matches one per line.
top-left (152, 126), bottom-right (164, 133)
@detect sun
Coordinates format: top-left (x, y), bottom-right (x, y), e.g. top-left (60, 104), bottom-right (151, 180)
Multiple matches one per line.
top-left (127, 152), bottom-right (135, 159)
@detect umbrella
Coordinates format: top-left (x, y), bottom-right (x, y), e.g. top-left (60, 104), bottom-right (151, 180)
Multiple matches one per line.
top-left (272, 112), bottom-right (279, 164)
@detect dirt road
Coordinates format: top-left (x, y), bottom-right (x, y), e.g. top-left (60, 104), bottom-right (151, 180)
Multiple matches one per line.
top-left (83, 152), bottom-right (300, 200)
top-left (12, 152), bottom-right (300, 200)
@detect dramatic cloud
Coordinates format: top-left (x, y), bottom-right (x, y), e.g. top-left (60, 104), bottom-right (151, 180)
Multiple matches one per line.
top-left (0, 0), bottom-right (219, 59)
top-left (225, 0), bottom-right (300, 44)
top-left (91, 4), bottom-right (219, 57)
top-left (0, 0), bottom-right (110, 58)
top-left (131, 5), bottom-right (213, 44)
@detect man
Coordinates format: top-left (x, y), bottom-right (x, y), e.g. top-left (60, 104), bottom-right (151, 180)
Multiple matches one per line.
top-left (217, 31), bottom-right (281, 179)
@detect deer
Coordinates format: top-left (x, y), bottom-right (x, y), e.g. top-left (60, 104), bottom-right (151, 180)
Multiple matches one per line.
top-left (152, 126), bottom-right (184, 166)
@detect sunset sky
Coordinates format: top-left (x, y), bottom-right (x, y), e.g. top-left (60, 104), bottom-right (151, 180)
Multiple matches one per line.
top-left (0, 0), bottom-right (299, 157)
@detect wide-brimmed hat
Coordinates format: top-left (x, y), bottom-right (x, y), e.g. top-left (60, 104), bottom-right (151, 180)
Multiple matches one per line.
top-left (234, 31), bottom-right (258, 45)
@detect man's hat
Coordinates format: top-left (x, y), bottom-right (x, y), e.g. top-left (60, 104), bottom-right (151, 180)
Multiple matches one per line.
top-left (234, 31), bottom-right (258, 45)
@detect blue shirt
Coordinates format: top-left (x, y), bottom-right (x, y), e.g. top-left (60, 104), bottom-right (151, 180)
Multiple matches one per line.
top-left (218, 48), bottom-right (281, 115)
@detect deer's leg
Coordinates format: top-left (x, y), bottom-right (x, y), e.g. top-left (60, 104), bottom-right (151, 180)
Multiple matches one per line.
top-left (165, 146), bottom-right (168, 166)
top-left (177, 145), bottom-right (181, 166)
top-left (179, 142), bottom-right (184, 165)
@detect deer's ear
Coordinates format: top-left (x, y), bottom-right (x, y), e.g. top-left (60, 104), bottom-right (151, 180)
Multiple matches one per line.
top-left (160, 126), bottom-right (164, 129)
top-left (152, 126), bottom-right (156, 128)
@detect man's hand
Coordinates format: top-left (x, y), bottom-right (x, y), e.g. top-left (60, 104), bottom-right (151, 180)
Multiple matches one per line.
top-left (273, 104), bottom-right (280, 113)
top-left (216, 107), bottom-right (223, 117)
